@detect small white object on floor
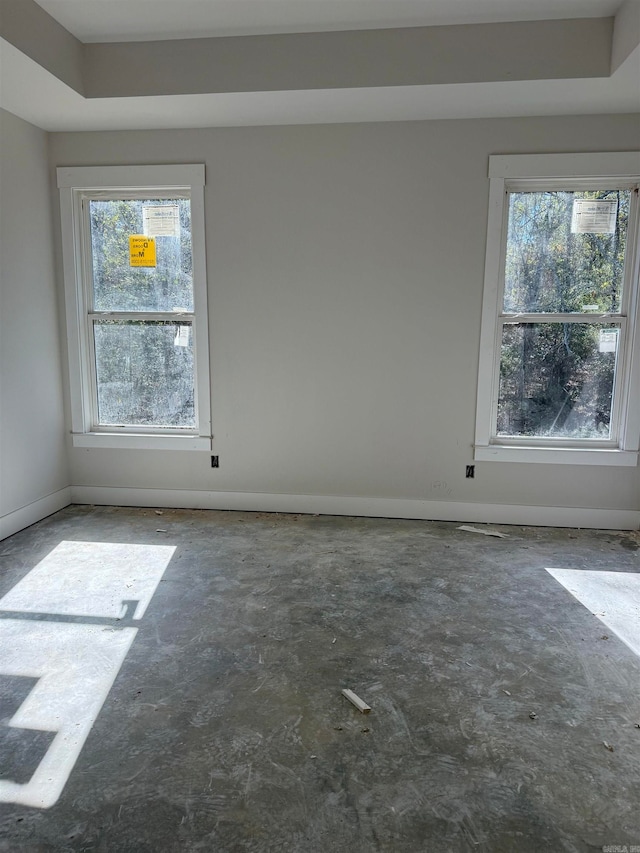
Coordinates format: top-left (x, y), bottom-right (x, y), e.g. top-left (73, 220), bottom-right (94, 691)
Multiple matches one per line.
top-left (457, 525), bottom-right (509, 538)
top-left (342, 688), bottom-right (371, 714)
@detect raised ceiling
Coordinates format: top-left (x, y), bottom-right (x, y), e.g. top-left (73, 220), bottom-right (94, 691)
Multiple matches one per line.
top-left (33, 0), bottom-right (623, 41)
top-left (0, 0), bottom-right (638, 131)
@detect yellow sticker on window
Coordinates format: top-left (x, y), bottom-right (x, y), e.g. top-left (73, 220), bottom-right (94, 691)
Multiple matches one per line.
top-left (129, 235), bottom-right (157, 267)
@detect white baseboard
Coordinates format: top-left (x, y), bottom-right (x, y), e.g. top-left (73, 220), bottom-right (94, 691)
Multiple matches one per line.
top-left (70, 486), bottom-right (640, 531)
top-left (2, 485), bottom-right (634, 542)
top-left (0, 487), bottom-right (72, 541)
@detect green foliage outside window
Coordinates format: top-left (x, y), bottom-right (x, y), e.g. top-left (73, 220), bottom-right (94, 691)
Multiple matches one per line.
top-left (498, 190), bottom-right (629, 439)
top-left (88, 198), bottom-right (196, 428)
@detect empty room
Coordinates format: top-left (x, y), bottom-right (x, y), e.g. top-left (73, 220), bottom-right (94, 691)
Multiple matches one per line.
top-left (0, 0), bottom-right (639, 850)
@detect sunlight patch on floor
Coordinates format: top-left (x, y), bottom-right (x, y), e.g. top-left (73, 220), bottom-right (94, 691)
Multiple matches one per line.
top-left (0, 541), bottom-right (174, 620)
top-left (0, 541), bottom-right (175, 808)
top-left (546, 567), bottom-right (640, 658)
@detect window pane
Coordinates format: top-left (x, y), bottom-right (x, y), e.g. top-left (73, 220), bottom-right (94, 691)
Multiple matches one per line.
top-left (89, 199), bottom-right (193, 312)
top-left (94, 321), bottom-right (195, 427)
top-left (504, 190), bottom-right (629, 313)
top-left (497, 323), bottom-right (619, 439)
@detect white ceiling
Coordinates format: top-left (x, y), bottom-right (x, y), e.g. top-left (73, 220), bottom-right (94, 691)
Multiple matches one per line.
top-left (34, 0), bottom-right (622, 41)
top-left (1, 0), bottom-right (637, 131)
top-left (3, 34), bottom-right (638, 132)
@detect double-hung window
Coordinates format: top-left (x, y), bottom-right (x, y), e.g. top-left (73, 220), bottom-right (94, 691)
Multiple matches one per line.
top-left (475, 153), bottom-right (640, 466)
top-left (58, 165), bottom-right (211, 450)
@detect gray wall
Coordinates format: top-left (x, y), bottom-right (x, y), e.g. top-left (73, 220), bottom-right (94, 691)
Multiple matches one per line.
top-left (1, 110), bottom-right (68, 531)
top-left (49, 114), bottom-right (640, 517)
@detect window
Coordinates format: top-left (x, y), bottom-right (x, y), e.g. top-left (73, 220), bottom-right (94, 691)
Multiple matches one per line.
top-left (58, 165), bottom-right (211, 450)
top-left (475, 153), bottom-right (640, 465)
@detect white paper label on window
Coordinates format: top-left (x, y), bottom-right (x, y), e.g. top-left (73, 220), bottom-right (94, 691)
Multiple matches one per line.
top-left (599, 329), bottom-right (618, 353)
top-left (143, 205), bottom-right (180, 237)
top-left (174, 326), bottom-right (190, 347)
top-left (571, 199), bottom-right (617, 234)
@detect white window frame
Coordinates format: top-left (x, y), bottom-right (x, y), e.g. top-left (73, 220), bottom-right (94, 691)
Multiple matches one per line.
top-left (474, 153), bottom-right (640, 466)
top-left (58, 164), bottom-right (211, 451)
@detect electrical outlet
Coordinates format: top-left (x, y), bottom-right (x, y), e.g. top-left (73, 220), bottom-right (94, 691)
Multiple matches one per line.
top-left (465, 465), bottom-right (475, 478)
top-left (211, 455), bottom-right (219, 468)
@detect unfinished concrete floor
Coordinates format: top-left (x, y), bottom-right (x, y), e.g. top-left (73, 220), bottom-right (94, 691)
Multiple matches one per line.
top-left (0, 505), bottom-right (639, 853)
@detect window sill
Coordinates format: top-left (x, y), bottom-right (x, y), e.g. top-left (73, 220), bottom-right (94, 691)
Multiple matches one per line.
top-left (474, 445), bottom-right (638, 466)
top-left (71, 432), bottom-right (212, 451)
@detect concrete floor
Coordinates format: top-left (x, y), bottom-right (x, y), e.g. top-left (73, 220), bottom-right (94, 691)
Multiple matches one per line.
top-left (0, 505), bottom-right (639, 853)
